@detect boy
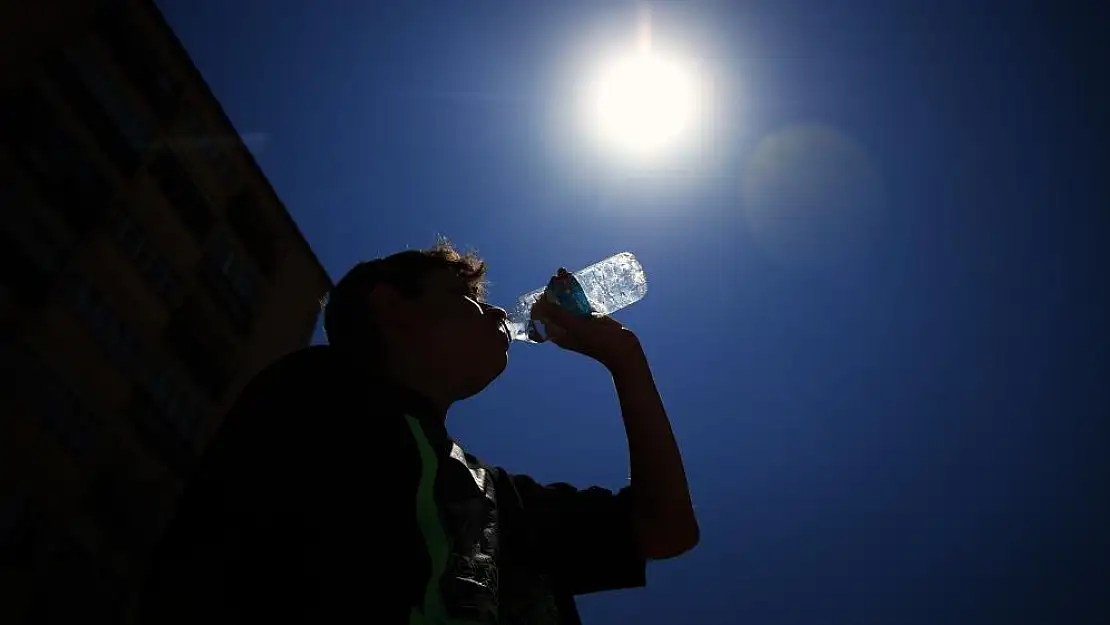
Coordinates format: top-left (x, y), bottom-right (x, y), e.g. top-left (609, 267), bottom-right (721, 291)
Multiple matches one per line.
top-left (136, 241), bottom-right (698, 624)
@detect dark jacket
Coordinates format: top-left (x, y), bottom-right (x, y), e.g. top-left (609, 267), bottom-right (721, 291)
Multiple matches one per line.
top-left (136, 346), bottom-right (646, 624)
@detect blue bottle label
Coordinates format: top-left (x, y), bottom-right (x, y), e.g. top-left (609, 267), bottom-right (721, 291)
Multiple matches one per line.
top-left (526, 269), bottom-right (592, 342)
top-left (544, 269), bottom-right (593, 317)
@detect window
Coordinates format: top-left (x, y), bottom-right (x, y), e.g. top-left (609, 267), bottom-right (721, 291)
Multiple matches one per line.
top-left (165, 302), bottom-right (231, 401)
top-left (149, 149), bottom-right (213, 240)
top-left (59, 273), bottom-right (142, 377)
top-left (146, 367), bottom-right (172, 407)
top-left (0, 496), bottom-right (47, 569)
top-left (42, 391), bottom-right (100, 461)
top-left (115, 215), bottom-right (143, 257)
top-left (0, 89), bottom-right (112, 233)
top-left (226, 191), bottom-right (278, 275)
top-left (93, 5), bottom-right (180, 122)
top-left (62, 41), bottom-right (151, 154)
top-left (28, 533), bottom-right (128, 623)
top-left (201, 232), bottom-right (259, 333)
top-left (0, 492), bottom-right (32, 559)
top-left (166, 387), bottom-right (206, 445)
top-left (0, 187), bottom-right (69, 307)
top-left (175, 111), bottom-right (238, 184)
top-left (87, 468), bottom-right (163, 555)
top-left (126, 373), bottom-right (202, 473)
top-left (12, 345), bottom-right (103, 461)
top-left (125, 381), bottom-right (197, 475)
top-left (0, 233), bottom-right (49, 307)
top-left (147, 257), bottom-right (180, 302)
top-left (142, 367), bottom-right (204, 441)
top-left (40, 49), bottom-right (139, 176)
top-left (109, 211), bottom-right (182, 305)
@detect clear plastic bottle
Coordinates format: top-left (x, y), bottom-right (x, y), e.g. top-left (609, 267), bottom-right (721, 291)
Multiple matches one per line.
top-left (505, 252), bottom-right (647, 343)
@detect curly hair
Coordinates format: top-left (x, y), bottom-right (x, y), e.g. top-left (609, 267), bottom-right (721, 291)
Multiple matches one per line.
top-left (322, 238), bottom-right (488, 352)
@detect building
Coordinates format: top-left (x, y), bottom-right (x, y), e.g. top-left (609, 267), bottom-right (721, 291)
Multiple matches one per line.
top-left (0, 0), bottom-right (333, 622)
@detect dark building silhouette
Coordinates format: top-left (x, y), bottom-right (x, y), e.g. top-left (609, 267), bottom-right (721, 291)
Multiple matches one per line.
top-left (0, 1), bottom-right (332, 622)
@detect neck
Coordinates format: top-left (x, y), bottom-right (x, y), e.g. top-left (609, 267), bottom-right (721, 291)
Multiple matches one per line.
top-left (380, 362), bottom-right (452, 423)
top-left (338, 341), bottom-right (453, 422)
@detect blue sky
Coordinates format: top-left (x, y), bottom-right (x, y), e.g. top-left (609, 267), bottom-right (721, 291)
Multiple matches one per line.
top-left (157, 1), bottom-right (1108, 623)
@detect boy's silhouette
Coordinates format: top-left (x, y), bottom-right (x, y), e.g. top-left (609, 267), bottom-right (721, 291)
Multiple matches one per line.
top-left (136, 240), bottom-right (698, 624)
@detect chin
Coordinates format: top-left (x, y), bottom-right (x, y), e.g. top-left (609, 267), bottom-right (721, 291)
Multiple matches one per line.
top-left (459, 354), bottom-right (507, 400)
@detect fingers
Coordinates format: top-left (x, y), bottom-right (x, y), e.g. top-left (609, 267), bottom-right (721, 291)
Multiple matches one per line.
top-left (546, 322), bottom-right (567, 342)
top-left (542, 303), bottom-right (590, 336)
top-left (531, 297), bottom-right (570, 323)
top-left (534, 297), bottom-right (621, 329)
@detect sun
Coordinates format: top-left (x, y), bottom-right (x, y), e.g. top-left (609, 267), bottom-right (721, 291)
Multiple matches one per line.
top-left (591, 51), bottom-right (697, 159)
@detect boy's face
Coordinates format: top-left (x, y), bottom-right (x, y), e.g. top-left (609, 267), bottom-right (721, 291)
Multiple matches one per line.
top-left (396, 267), bottom-right (510, 400)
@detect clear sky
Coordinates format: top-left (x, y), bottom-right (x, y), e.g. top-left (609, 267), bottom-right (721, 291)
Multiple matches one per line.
top-left (157, 1), bottom-right (1108, 623)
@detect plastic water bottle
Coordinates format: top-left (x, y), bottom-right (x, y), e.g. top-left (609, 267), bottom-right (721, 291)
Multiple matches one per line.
top-left (505, 252), bottom-right (647, 343)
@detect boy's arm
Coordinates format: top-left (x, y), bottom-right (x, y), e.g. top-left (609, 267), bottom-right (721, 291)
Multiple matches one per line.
top-left (531, 298), bottom-right (699, 561)
top-left (608, 346), bottom-right (700, 559)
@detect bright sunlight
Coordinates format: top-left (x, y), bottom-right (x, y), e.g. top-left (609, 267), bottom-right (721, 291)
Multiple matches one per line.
top-left (586, 8), bottom-right (698, 160)
top-left (593, 53), bottom-right (695, 157)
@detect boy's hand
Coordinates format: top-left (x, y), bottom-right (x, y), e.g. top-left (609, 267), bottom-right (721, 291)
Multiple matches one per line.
top-left (531, 295), bottom-right (644, 372)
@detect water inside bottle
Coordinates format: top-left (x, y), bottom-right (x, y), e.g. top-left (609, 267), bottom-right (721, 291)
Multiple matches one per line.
top-left (573, 252), bottom-right (646, 315)
top-left (504, 252), bottom-right (647, 343)
top-left (505, 288), bottom-right (549, 343)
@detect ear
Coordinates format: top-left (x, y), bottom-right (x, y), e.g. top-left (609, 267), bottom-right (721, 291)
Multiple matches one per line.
top-left (366, 283), bottom-right (418, 333)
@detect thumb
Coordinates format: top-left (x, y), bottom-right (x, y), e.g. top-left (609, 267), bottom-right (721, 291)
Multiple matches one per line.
top-left (532, 297), bottom-right (577, 326)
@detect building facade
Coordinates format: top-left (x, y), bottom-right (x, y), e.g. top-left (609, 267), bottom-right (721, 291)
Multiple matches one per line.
top-left (0, 0), bottom-right (333, 622)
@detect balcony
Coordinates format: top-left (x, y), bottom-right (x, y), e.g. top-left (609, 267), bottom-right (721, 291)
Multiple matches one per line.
top-left (0, 228), bottom-right (56, 310)
top-left (40, 50), bottom-right (140, 177)
top-left (226, 191), bottom-right (278, 276)
top-left (0, 89), bottom-right (112, 235)
top-left (6, 341), bottom-right (104, 463)
top-left (124, 385), bottom-right (198, 476)
top-left (165, 299), bottom-right (232, 401)
top-left (199, 232), bottom-right (258, 334)
top-left (108, 210), bottom-right (183, 308)
top-left (149, 149), bottom-right (213, 241)
top-left (93, 4), bottom-right (181, 123)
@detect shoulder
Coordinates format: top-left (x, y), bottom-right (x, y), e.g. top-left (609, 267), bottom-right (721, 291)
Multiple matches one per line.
top-left (226, 345), bottom-right (373, 429)
top-left (244, 345), bottom-right (354, 396)
top-left (205, 346), bottom-right (384, 473)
